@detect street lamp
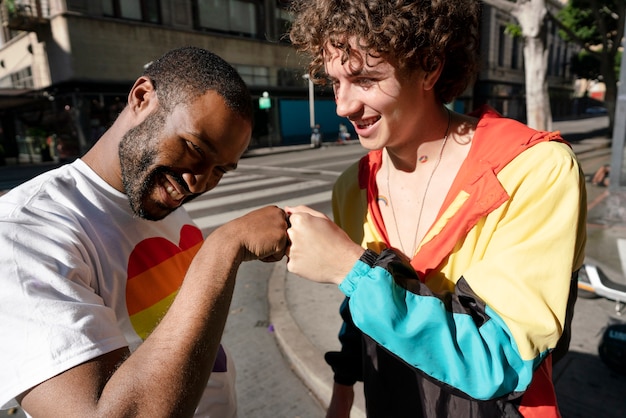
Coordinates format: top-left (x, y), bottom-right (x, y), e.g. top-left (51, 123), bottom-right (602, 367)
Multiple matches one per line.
top-left (303, 74), bottom-right (315, 129)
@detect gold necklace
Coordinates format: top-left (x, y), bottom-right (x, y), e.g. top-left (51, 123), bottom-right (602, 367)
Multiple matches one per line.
top-left (386, 107), bottom-right (451, 257)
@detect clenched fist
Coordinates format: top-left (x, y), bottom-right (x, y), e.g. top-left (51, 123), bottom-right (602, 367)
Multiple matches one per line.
top-left (285, 205), bottom-right (364, 284)
top-left (218, 205), bottom-right (290, 263)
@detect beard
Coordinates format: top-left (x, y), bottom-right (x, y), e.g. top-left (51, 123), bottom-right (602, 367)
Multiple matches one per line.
top-left (118, 108), bottom-right (179, 221)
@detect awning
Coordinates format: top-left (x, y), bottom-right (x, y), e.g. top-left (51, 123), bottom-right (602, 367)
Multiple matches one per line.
top-left (0, 87), bottom-right (44, 110)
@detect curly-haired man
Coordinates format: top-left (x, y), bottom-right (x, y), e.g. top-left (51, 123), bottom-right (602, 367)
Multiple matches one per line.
top-left (285, 1), bottom-right (585, 417)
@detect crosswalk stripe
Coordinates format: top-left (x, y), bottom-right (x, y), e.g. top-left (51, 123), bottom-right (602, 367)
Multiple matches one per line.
top-left (200, 175), bottom-right (292, 196)
top-left (238, 164), bottom-right (341, 177)
top-left (217, 173), bottom-right (264, 184)
top-left (192, 190), bottom-right (331, 231)
top-left (184, 179), bottom-right (330, 213)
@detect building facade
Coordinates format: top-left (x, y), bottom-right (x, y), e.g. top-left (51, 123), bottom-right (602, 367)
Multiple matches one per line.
top-left (0, 0), bottom-right (322, 164)
top-left (0, 0), bottom-right (580, 165)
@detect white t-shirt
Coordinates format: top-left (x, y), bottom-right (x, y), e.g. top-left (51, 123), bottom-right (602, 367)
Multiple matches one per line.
top-left (0, 159), bottom-right (236, 417)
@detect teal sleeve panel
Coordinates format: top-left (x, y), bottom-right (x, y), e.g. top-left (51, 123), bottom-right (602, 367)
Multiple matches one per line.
top-left (339, 250), bottom-right (546, 400)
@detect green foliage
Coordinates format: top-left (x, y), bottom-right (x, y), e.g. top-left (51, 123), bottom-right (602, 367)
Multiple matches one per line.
top-left (504, 23), bottom-right (522, 38)
top-left (5, 0), bottom-right (15, 15)
top-left (558, 0), bottom-right (621, 46)
top-left (556, 0), bottom-right (623, 81)
top-left (557, 2), bottom-right (599, 43)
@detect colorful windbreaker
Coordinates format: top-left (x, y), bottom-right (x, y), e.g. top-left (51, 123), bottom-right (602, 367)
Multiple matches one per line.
top-left (326, 107), bottom-right (586, 417)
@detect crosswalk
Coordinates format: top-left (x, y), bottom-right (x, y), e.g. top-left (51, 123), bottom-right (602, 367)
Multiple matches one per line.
top-left (183, 170), bottom-right (335, 233)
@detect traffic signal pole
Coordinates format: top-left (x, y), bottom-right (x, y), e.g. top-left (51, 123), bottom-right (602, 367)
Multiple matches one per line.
top-left (609, 22), bottom-right (626, 191)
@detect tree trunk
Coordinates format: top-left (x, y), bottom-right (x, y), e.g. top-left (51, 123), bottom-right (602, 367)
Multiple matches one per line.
top-left (485, 0), bottom-right (553, 131)
top-left (523, 34), bottom-right (552, 131)
top-left (513, 0), bottom-right (551, 131)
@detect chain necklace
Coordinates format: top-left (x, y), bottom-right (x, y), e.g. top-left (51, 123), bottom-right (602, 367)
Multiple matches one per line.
top-left (386, 107), bottom-right (451, 257)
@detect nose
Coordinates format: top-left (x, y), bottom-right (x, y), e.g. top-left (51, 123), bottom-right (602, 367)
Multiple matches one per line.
top-left (334, 84), bottom-right (360, 118)
top-left (183, 171), bottom-right (222, 195)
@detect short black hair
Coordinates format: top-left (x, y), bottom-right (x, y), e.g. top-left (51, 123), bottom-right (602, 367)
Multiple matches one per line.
top-left (143, 46), bottom-right (253, 122)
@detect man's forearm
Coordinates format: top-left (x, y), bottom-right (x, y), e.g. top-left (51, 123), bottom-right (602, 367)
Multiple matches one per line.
top-left (100, 225), bottom-right (242, 416)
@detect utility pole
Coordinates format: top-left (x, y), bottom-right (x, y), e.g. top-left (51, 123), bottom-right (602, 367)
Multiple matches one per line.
top-left (609, 24), bottom-right (626, 191)
top-left (303, 74), bottom-right (315, 129)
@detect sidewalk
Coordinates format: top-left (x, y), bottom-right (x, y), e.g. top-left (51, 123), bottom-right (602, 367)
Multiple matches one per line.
top-left (269, 126), bottom-right (618, 416)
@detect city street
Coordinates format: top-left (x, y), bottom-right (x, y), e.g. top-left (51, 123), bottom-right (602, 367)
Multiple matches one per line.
top-left (2, 115), bottom-right (626, 417)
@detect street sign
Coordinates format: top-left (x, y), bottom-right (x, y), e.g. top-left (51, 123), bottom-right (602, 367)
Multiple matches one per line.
top-left (259, 96), bottom-right (271, 109)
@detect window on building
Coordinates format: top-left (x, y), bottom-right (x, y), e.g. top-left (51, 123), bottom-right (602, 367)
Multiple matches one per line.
top-left (0, 66), bottom-right (35, 89)
top-left (194, 0), bottom-right (261, 38)
top-left (235, 65), bottom-right (270, 86)
top-left (102, 0), bottom-right (161, 23)
top-left (562, 45), bottom-right (570, 78)
top-left (7, 67), bottom-right (34, 89)
top-left (511, 37), bottom-right (519, 70)
top-left (548, 43), bottom-right (554, 76)
top-left (498, 25), bottom-right (506, 67)
top-left (0, 67), bottom-right (33, 89)
top-left (277, 68), bottom-right (303, 87)
top-left (275, 0), bottom-right (293, 43)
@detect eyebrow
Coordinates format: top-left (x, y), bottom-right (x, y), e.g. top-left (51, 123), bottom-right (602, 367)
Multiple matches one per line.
top-left (328, 66), bottom-right (385, 81)
top-left (356, 66), bottom-right (386, 77)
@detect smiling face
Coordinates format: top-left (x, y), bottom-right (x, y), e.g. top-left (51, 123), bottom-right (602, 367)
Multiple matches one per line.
top-left (325, 40), bottom-right (440, 151)
top-left (119, 90), bottom-right (251, 220)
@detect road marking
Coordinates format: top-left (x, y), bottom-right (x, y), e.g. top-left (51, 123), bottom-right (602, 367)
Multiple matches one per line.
top-left (238, 164), bottom-right (342, 177)
top-left (184, 179), bottom-right (330, 213)
top-left (192, 190), bottom-right (331, 230)
top-left (191, 175), bottom-right (293, 199)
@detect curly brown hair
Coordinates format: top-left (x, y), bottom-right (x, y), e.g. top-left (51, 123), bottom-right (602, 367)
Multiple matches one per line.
top-left (289, 0), bottom-right (481, 104)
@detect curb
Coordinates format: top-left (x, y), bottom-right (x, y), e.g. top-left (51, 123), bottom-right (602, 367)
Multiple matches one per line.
top-left (267, 259), bottom-right (366, 417)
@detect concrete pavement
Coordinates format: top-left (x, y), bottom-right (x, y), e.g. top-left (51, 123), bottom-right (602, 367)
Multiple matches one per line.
top-left (269, 118), bottom-right (626, 417)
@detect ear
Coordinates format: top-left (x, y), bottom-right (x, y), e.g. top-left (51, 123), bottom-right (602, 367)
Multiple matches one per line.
top-left (127, 76), bottom-right (159, 117)
top-left (422, 59), bottom-right (444, 91)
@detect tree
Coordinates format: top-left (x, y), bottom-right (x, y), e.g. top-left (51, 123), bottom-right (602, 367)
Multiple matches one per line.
top-left (482, 0), bottom-right (554, 131)
top-left (551, 0), bottom-right (625, 134)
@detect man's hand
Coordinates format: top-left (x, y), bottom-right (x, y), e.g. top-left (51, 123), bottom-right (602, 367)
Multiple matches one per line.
top-left (219, 205), bottom-right (289, 263)
top-left (285, 205), bottom-right (363, 284)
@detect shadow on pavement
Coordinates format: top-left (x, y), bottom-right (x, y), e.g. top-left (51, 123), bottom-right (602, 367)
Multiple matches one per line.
top-left (555, 350), bottom-right (626, 418)
top-left (561, 127), bottom-right (610, 144)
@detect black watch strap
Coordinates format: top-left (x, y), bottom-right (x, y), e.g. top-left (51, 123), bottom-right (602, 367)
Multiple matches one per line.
top-left (359, 249), bottom-right (379, 267)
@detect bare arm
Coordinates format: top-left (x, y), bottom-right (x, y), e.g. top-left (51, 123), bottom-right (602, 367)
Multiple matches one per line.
top-left (326, 383), bottom-right (354, 418)
top-left (19, 205), bottom-right (288, 418)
